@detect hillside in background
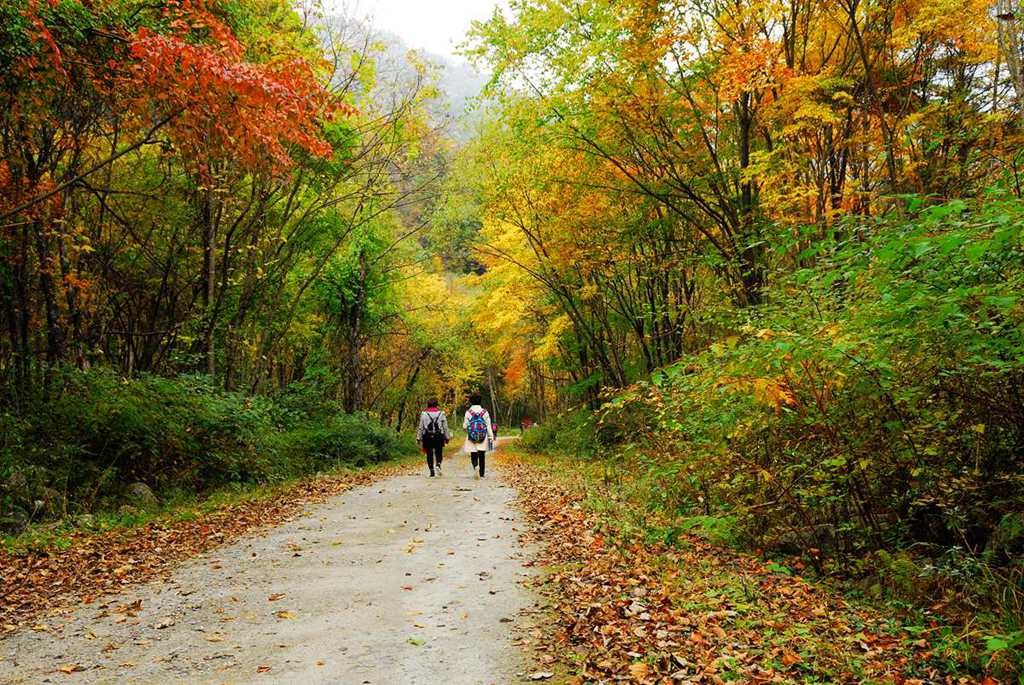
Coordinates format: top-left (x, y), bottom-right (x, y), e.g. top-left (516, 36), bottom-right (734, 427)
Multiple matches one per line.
top-left (323, 14), bottom-right (489, 141)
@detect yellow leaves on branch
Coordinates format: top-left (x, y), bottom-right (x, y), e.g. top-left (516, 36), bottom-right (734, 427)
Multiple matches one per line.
top-left (751, 376), bottom-right (798, 411)
top-left (533, 314), bottom-right (573, 365)
top-left (717, 375), bottom-right (798, 412)
top-left (889, 0), bottom-right (996, 62)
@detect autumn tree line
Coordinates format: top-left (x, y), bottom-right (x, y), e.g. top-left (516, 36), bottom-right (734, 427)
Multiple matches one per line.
top-left (451, 0), bottom-right (1024, 670)
top-left (0, 1), bottom-right (492, 527)
top-left (3, 0), bottom-right (1024, 670)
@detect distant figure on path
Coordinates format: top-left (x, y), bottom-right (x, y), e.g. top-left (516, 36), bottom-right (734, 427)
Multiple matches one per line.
top-left (417, 399), bottom-right (451, 477)
top-left (463, 393), bottom-right (495, 479)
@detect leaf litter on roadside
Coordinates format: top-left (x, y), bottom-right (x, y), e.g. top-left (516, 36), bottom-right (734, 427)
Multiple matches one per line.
top-left (499, 452), bottom-right (989, 684)
top-left (1, 463), bottom-right (413, 632)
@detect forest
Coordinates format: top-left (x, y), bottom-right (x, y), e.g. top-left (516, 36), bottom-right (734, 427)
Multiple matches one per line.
top-left (1, 0), bottom-right (1023, 680)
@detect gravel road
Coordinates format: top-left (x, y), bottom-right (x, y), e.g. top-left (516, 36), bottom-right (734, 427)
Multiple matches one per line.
top-left (0, 455), bottom-right (539, 684)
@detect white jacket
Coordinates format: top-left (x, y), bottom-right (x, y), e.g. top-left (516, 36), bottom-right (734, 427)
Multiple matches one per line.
top-left (462, 405), bottom-right (495, 454)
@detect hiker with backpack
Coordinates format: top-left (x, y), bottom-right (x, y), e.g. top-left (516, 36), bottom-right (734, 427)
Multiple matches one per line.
top-left (463, 393), bottom-right (495, 479)
top-left (416, 399), bottom-right (451, 477)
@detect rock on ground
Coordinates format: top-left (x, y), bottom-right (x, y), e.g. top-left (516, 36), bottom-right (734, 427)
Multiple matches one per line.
top-left (123, 483), bottom-right (159, 512)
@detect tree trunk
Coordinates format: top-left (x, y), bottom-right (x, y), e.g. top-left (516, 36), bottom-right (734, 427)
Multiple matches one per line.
top-left (197, 186), bottom-right (217, 377)
top-left (342, 249), bottom-right (369, 413)
top-left (33, 219), bottom-right (64, 368)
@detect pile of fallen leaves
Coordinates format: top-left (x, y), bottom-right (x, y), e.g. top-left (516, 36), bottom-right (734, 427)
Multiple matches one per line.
top-left (500, 452), bottom-right (991, 685)
top-left (1, 462), bottom-right (412, 633)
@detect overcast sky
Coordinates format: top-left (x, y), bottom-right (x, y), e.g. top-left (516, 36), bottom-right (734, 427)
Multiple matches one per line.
top-left (335, 0), bottom-right (505, 62)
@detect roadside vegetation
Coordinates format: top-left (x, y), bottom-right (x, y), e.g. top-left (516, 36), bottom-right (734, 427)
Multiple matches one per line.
top-left (462, 1), bottom-right (1024, 679)
top-left (0, 0), bottom-right (461, 542)
top-left (1, 369), bottom-right (415, 543)
top-left (513, 196), bottom-right (1024, 678)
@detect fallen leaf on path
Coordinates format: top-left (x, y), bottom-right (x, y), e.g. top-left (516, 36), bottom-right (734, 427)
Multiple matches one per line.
top-left (256, 665), bottom-right (271, 673)
top-left (0, 464), bottom-right (412, 632)
top-left (407, 637), bottom-right (426, 646)
top-left (274, 610), bottom-right (296, 620)
top-left (58, 664), bottom-right (84, 674)
top-left (628, 662), bottom-right (649, 680)
top-left (267, 593), bottom-right (286, 602)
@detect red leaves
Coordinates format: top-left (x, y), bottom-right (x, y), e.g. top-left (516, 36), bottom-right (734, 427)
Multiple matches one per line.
top-left (127, 23), bottom-right (348, 175)
top-left (4, 0), bottom-right (350, 221)
top-left (23, 0), bottom-right (67, 79)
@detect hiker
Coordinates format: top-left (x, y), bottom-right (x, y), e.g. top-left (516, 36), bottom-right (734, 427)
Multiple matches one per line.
top-left (416, 399), bottom-right (451, 477)
top-left (462, 393), bottom-right (495, 479)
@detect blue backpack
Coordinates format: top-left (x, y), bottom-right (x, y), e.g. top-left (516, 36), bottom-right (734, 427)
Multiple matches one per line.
top-left (467, 410), bottom-right (488, 443)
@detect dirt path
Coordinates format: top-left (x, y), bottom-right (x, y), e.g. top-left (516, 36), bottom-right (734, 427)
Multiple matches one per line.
top-left (0, 456), bottom-right (539, 684)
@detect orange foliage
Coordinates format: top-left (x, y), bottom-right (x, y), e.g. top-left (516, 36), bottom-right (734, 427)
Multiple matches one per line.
top-left (127, 2), bottom-right (350, 175)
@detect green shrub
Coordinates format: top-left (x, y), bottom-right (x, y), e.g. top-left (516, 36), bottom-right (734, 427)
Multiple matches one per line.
top-left (519, 409), bottom-right (598, 458)
top-left (270, 413), bottom-right (417, 473)
top-left (0, 369), bottom-right (415, 529)
top-left (602, 199), bottom-right (1024, 547)
top-left (586, 196), bottom-right (1024, 644)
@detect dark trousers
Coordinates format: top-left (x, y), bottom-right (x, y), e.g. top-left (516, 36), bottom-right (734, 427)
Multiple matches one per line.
top-left (424, 439), bottom-right (445, 474)
top-left (470, 450), bottom-right (485, 476)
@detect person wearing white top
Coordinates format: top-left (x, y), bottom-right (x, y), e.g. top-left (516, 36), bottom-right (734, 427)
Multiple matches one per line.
top-left (462, 393), bottom-right (495, 479)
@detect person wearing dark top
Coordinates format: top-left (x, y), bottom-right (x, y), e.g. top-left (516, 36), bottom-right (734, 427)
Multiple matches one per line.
top-left (416, 399), bottom-right (451, 477)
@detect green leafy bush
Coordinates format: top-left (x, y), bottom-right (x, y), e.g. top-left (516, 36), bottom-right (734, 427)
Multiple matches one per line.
top-left (519, 409), bottom-right (598, 458)
top-left (0, 369), bottom-right (415, 528)
top-left (580, 197), bottom-right (1024, 667)
top-left (270, 413), bottom-right (416, 473)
